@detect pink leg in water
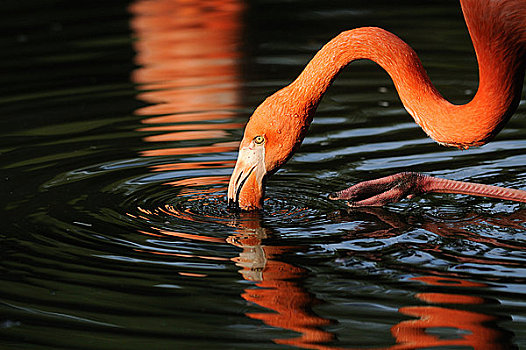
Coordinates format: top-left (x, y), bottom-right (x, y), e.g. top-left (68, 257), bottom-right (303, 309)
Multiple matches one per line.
top-left (329, 172), bottom-right (526, 207)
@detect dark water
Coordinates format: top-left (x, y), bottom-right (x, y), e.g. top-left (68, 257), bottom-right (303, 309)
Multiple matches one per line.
top-left (2, 0), bottom-right (526, 349)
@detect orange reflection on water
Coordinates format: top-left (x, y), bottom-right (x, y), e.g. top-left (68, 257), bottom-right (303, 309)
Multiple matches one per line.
top-left (165, 176), bottom-right (230, 188)
top-left (143, 130), bottom-right (229, 142)
top-left (150, 228), bottom-right (224, 244)
top-left (130, 0), bottom-right (243, 94)
top-left (410, 275), bottom-right (486, 288)
top-left (227, 216), bottom-right (336, 346)
top-left (179, 272), bottom-right (208, 278)
top-left (151, 160), bottom-right (235, 172)
top-left (141, 111), bottom-right (237, 124)
top-left (135, 246), bottom-right (228, 261)
top-left (138, 123), bottom-right (244, 132)
top-left (139, 141), bottom-right (239, 157)
top-left (392, 276), bottom-right (507, 350)
top-left (130, 200), bottom-right (516, 349)
top-left (228, 211), bottom-right (515, 350)
top-left (131, 0), bottom-right (243, 178)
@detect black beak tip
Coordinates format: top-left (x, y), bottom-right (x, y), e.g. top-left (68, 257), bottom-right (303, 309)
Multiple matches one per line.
top-left (227, 198), bottom-right (240, 212)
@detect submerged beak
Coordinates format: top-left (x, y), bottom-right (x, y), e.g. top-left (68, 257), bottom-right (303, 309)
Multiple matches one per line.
top-left (228, 145), bottom-right (267, 211)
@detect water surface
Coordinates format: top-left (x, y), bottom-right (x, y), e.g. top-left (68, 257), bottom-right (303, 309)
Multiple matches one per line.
top-left (2, 0), bottom-right (526, 349)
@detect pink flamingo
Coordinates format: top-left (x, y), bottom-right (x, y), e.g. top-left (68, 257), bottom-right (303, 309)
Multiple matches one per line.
top-left (228, 0), bottom-right (526, 210)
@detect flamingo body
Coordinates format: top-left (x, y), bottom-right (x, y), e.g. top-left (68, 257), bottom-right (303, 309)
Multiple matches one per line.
top-left (228, 0), bottom-right (526, 211)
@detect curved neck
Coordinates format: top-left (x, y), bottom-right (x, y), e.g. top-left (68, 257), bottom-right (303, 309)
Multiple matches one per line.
top-left (289, 24), bottom-right (525, 147)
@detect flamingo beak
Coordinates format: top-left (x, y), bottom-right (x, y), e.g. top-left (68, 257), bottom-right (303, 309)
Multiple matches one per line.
top-left (228, 145), bottom-right (267, 211)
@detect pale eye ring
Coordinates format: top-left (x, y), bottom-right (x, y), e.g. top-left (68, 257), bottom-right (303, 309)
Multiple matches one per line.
top-left (254, 135), bottom-right (265, 144)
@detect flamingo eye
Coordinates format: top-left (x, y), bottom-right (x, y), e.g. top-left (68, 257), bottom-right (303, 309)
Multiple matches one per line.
top-left (254, 135), bottom-right (265, 144)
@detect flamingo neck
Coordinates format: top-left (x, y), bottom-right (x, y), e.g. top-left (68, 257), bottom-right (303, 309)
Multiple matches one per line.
top-left (288, 24), bottom-right (525, 148)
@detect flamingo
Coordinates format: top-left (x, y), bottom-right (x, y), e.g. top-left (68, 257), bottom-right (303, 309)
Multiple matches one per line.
top-left (228, 0), bottom-right (526, 211)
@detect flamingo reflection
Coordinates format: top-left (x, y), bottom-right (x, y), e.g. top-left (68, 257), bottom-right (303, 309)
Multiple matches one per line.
top-left (130, 0), bottom-right (243, 172)
top-left (394, 276), bottom-right (510, 350)
top-left (233, 209), bottom-right (519, 349)
top-left (228, 213), bottom-right (336, 346)
top-left (133, 207), bottom-right (516, 349)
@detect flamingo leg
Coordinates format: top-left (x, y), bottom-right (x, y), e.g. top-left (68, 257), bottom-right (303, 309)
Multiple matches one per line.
top-left (329, 172), bottom-right (526, 207)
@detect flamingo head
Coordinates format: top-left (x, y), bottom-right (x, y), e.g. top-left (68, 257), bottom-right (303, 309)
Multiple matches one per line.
top-left (228, 88), bottom-right (315, 211)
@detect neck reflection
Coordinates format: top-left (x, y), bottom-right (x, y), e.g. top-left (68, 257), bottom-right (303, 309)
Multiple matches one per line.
top-left (228, 212), bottom-right (335, 346)
top-left (228, 209), bottom-right (517, 350)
